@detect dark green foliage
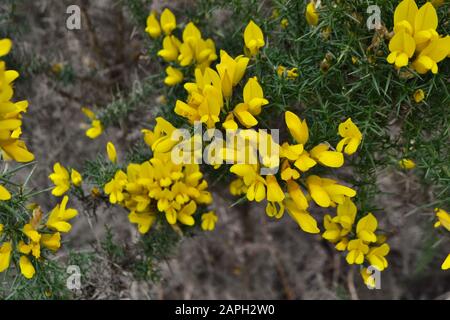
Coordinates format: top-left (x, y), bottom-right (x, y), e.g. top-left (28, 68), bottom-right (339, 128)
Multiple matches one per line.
top-left (122, 0), bottom-right (154, 28)
top-left (132, 220), bottom-right (181, 281)
top-left (83, 155), bottom-right (121, 188)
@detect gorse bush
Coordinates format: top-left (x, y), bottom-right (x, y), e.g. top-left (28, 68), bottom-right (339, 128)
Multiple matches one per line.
top-left (0, 0), bottom-right (449, 298)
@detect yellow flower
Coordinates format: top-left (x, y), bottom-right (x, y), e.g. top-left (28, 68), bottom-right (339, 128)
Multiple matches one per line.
top-left (0, 224), bottom-right (3, 235)
top-left (230, 164), bottom-right (266, 202)
top-left (412, 36), bottom-right (450, 74)
top-left (306, 175), bottom-right (356, 208)
top-left (174, 200), bottom-right (197, 226)
top-left (412, 2), bottom-right (439, 52)
top-left (46, 195), bottom-right (78, 233)
top-left (233, 103), bottom-right (257, 128)
top-left (128, 211), bottom-right (157, 234)
top-left (393, 0), bottom-right (418, 35)
top-left (0, 38), bottom-right (12, 57)
top-left (284, 198), bottom-right (320, 234)
top-left (18, 237), bottom-right (41, 260)
top-left (160, 8), bottom-right (176, 35)
top-left (356, 213), bottom-right (378, 243)
top-left (280, 160), bottom-right (300, 181)
top-left (22, 223), bottom-right (41, 244)
top-left (366, 243), bottom-right (390, 271)
top-left (391, 0), bottom-right (449, 73)
top-left (360, 267), bottom-right (376, 289)
top-left (233, 77), bottom-right (268, 128)
top-left (265, 175), bottom-right (285, 203)
top-left (104, 170), bottom-right (128, 204)
top-left (322, 200), bottom-right (354, 242)
top-left (199, 83), bottom-right (222, 129)
top-left (336, 118), bottom-right (362, 155)
top-left (86, 119), bottom-right (103, 139)
top-left (81, 107), bottom-right (96, 120)
top-left (310, 144), bottom-right (344, 168)
top-left (387, 30), bottom-right (416, 68)
top-left (19, 256), bottom-right (35, 279)
top-left (277, 65), bottom-right (286, 77)
top-left (286, 180), bottom-right (308, 210)
top-left (158, 35), bottom-right (181, 62)
top-left (201, 211), bottom-right (218, 231)
top-left (346, 239), bottom-right (369, 264)
top-left (286, 68), bottom-right (299, 79)
top-left (41, 233), bottom-right (61, 252)
top-left (178, 23), bottom-right (201, 66)
top-left (178, 23), bottom-right (218, 69)
top-left (305, 1), bottom-right (319, 26)
top-left (18, 210), bottom-right (54, 260)
top-left (398, 158), bottom-right (416, 169)
top-left (434, 208), bottom-right (450, 231)
top-left (108, 151), bottom-right (212, 232)
top-left (145, 10), bottom-right (161, 38)
top-left (0, 241), bottom-right (12, 273)
top-left (0, 39), bottom-right (34, 164)
top-left (442, 254), bottom-right (450, 270)
top-left (229, 178), bottom-right (247, 196)
top-left (285, 111), bottom-right (309, 145)
top-left (70, 169), bottom-right (82, 187)
top-left (243, 76), bottom-right (268, 114)
top-left (49, 162), bottom-right (70, 196)
top-left (334, 197), bottom-right (357, 230)
top-left (266, 201), bottom-right (285, 219)
top-left (281, 143), bottom-right (304, 161)
top-left (244, 20), bottom-right (265, 56)
top-left (335, 238), bottom-right (348, 251)
top-left (222, 113), bottom-right (239, 131)
top-left (322, 214), bottom-right (344, 242)
top-left (142, 117), bottom-right (179, 154)
top-left (413, 89), bottom-right (425, 103)
top-left (164, 66), bottom-right (183, 86)
top-left (216, 50), bottom-right (249, 95)
top-left (281, 18), bottom-right (289, 29)
top-left (106, 141), bottom-right (117, 164)
top-left (0, 184), bottom-right (11, 200)
top-left (277, 66), bottom-right (299, 79)
top-left (0, 140), bottom-right (35, 163)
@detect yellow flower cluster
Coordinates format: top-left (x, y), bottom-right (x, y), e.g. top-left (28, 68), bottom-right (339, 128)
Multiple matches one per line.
top-left (388, 0), bottom-right (450, 74)
top-left (229, 112), bottom-right (363, 235)
top-left (104, 118), bottom-right (216, 234)
top-left (325, 210), bottom-right (390, 280)
top-left (0, 38), bottom-right (34, 203)
top-left (49, 162), bottom-right (83, 196)
top-left (0, 196), bottom-right (78, 279)
top-left (146, 8), bottom-right (218, 86)
top-left (0, 39), bottom-right (34, 165)
top-left (141, 9), bottom-right (392, 286)
top-left (434, 208), bottom-right (450, 270)
top-left (172, 21), bottom-right (268, 130)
